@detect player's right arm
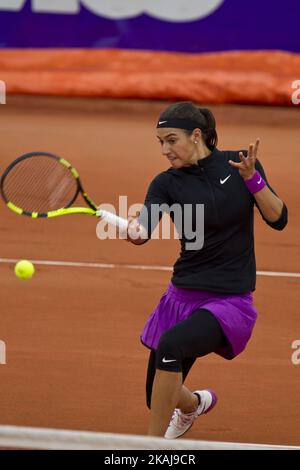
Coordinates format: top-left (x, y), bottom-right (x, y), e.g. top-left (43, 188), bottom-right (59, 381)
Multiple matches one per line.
top-left (127, 173), bottom-right (171, 245)
top-left (126, 214), bottom-right (148, 245)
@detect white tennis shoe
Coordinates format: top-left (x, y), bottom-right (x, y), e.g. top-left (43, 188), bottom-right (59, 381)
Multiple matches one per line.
top-left (164, 389), bottom-right (217, 439)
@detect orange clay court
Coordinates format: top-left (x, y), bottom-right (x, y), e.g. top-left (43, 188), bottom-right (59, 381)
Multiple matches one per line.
top-left (0, 96), bottom-right (299, 446)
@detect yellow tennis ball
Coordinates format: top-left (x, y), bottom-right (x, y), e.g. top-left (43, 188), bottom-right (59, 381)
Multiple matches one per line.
top-left (14, 260), bottom-right (35, 280)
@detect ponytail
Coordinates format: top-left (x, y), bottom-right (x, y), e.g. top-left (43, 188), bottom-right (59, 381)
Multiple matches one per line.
top-left (198, 108), bottom-right (218, 150)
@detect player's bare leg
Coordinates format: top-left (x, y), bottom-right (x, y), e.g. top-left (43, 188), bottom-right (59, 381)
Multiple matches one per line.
top-left (176, 385), bottom-right (199, 413)
top-left (148, 369), bottom-right (182, 436)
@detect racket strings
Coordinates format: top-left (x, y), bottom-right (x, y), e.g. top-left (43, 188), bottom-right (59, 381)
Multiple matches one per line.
top-left (2, 156), bottom-right (78, 213)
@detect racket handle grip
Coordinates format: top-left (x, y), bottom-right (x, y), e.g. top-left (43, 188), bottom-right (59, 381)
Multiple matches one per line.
top-left (98, 209), bottom-right (128, 231)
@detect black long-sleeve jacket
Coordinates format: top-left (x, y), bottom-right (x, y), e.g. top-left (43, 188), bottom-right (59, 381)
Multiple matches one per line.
top-left (139, 147), bottom-right (288, 294)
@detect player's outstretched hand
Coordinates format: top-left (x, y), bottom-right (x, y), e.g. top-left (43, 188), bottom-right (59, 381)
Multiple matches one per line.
top-left (229, 138), bottom-right (260, 180)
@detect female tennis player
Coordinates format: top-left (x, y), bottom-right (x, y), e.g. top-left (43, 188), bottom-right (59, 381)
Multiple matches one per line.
top-left (126, 102), bottom-right (288, 438)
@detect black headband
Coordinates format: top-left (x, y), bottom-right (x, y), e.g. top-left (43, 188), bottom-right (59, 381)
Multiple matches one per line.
top-left (156, 118), bottom-right (201, 130)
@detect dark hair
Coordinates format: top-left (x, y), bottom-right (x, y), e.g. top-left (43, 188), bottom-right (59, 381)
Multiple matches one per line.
top-left (159, 102), bottom-right (218, 150)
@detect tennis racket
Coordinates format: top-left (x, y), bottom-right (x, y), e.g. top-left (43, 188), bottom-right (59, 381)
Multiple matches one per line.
top-left (0, 151), bottom-right (128, 229)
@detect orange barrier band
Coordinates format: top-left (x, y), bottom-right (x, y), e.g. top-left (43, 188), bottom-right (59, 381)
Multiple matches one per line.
top-left (0, 49), bottom-right (299, 105)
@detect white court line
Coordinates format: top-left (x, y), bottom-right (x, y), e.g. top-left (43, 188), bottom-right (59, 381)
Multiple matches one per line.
top-left (0, 258), bottom-right (299, 278)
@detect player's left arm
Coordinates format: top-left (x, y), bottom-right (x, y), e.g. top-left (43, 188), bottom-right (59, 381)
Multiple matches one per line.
top-left (229, 138), bottom-right (288, 230)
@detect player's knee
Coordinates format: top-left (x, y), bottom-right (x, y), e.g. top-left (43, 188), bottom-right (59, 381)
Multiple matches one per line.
top-left (145, 333), bottom-right (183, 408)
top-left (155, 331), bottom-right (183, 372)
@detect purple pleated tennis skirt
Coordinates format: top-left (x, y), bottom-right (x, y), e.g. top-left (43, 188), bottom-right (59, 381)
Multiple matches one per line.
top-left (141, 283), bottom-right (258, 360)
